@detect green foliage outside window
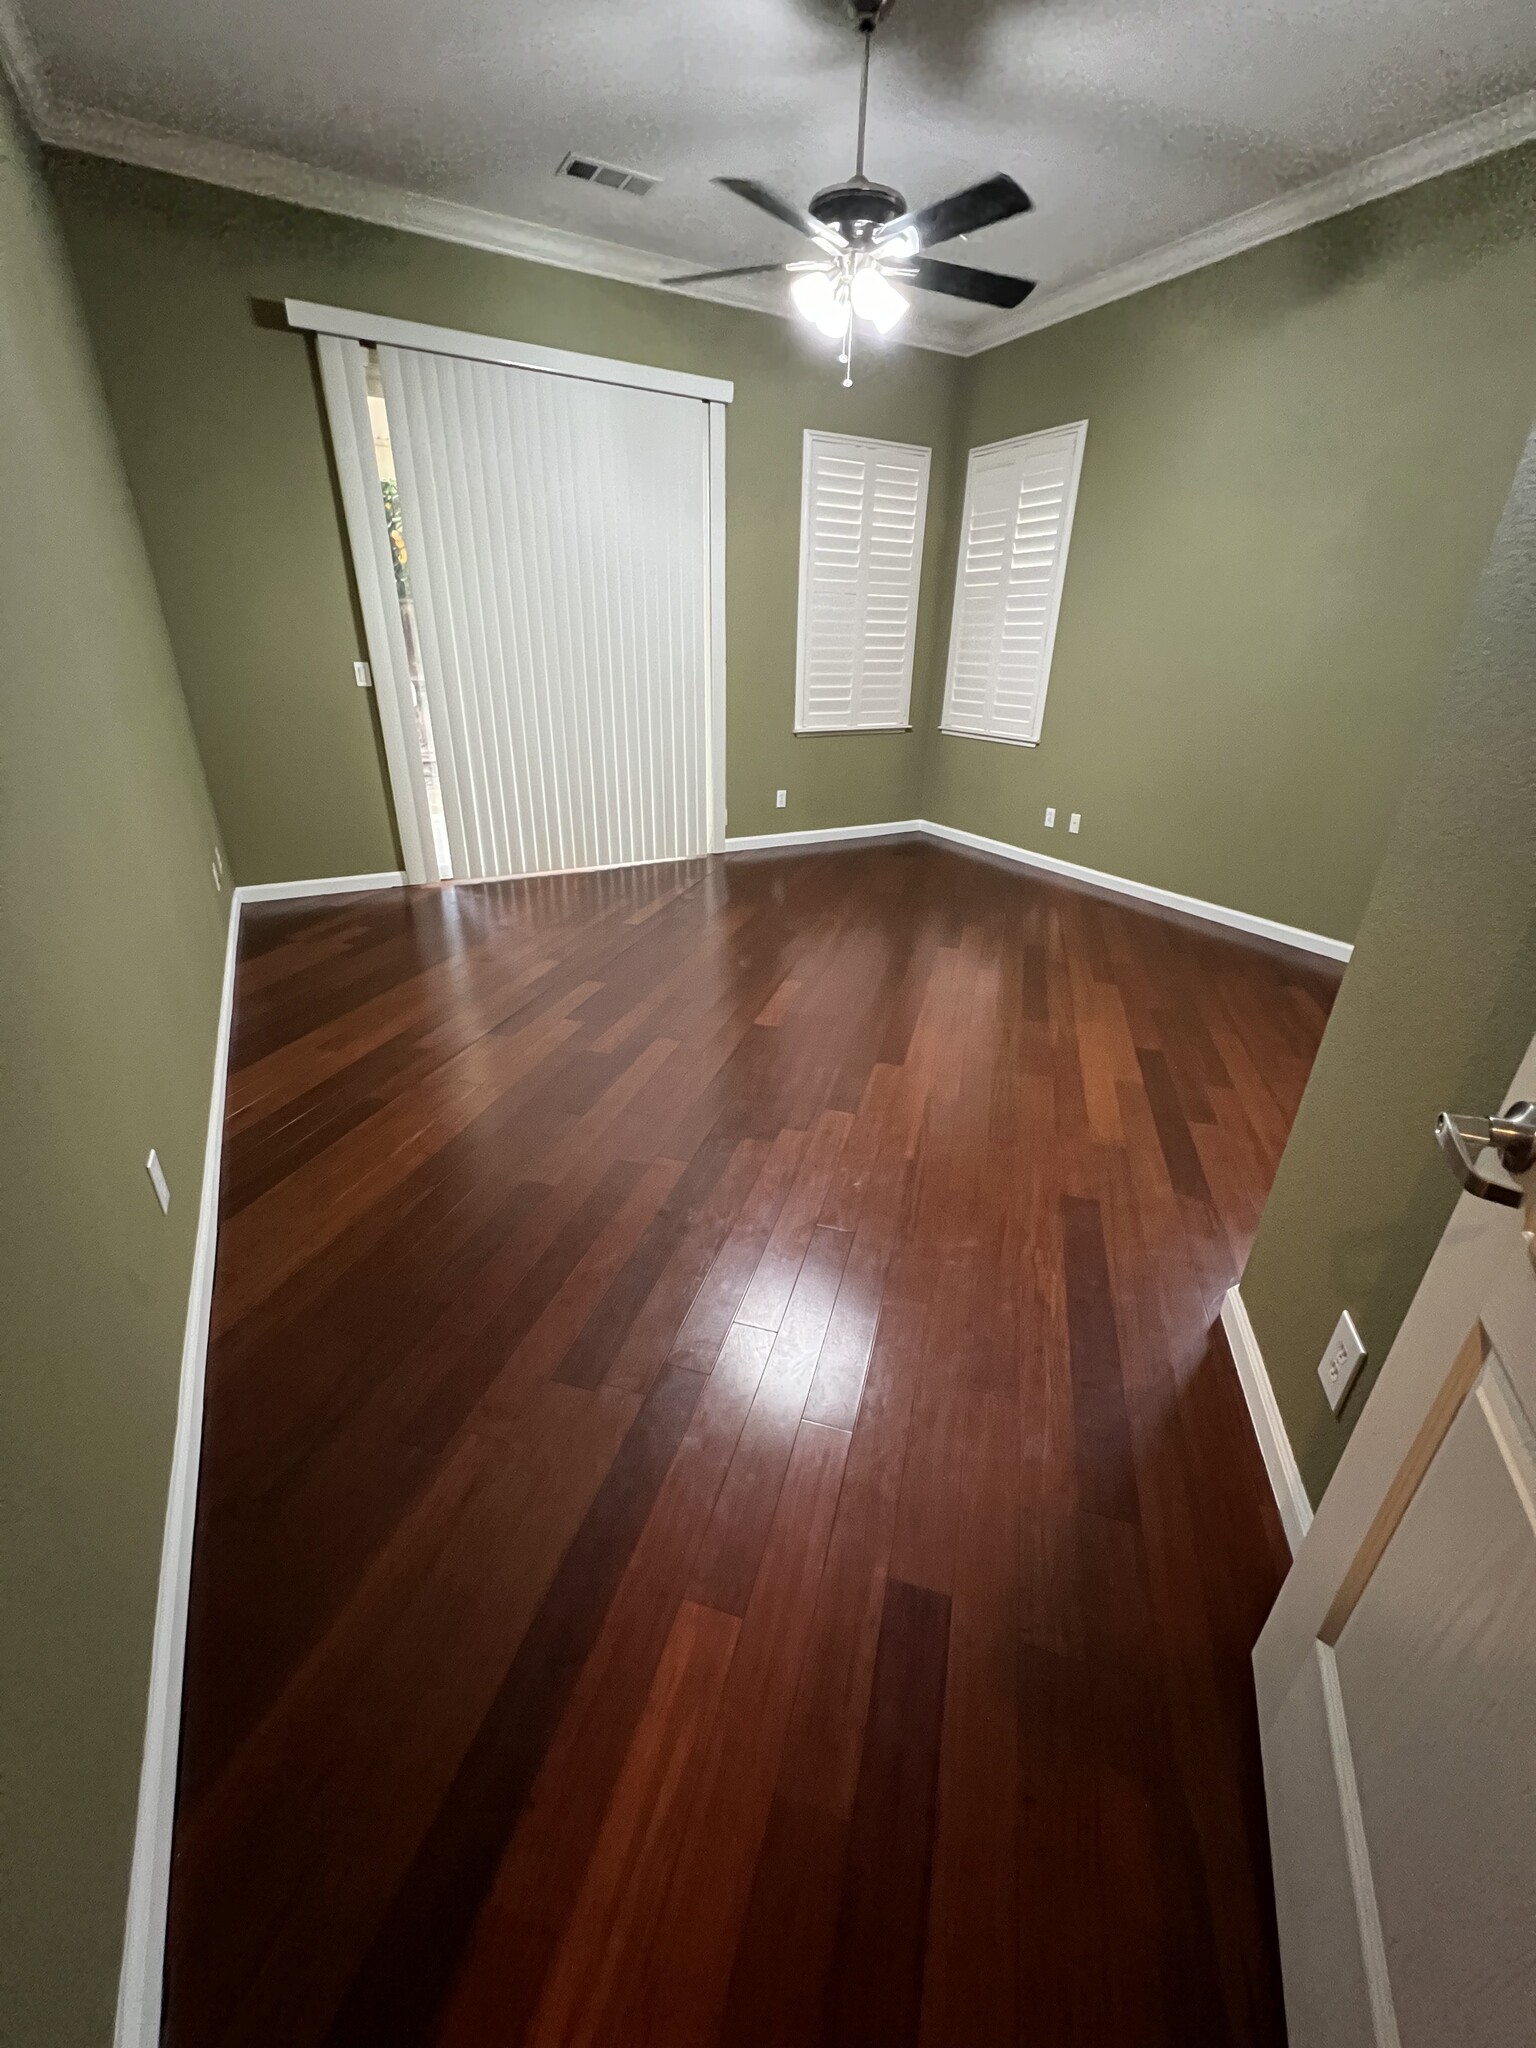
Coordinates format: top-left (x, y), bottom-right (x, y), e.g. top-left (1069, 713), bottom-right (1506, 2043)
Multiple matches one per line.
top-left (381, 478), bottom-right (409, 600)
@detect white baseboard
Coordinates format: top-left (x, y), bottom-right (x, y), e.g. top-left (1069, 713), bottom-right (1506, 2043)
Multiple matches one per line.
top-left (722, 819), bottom-right (922, 854)
top-left (113, 896), bottom-right (241, 2048)
top-left (918, 820), bottom-right (1353, 962)
top-left (723, 819), bottom-right (1351, 962)
top-left (1221, 1285), bottom-right (1315, 1556)
top-left (235, 869), bottom-right (406, 903)
top-left (112, 862), bottom-right (405, 2046)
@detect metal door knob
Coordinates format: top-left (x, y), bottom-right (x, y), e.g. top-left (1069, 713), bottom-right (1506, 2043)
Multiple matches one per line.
top-left (1434, 1101), bottom-right (1536, 1206)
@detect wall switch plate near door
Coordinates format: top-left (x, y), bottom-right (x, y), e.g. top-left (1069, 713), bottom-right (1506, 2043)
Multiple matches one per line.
top-left (1318, 1308), bottom-right (1366, 1413)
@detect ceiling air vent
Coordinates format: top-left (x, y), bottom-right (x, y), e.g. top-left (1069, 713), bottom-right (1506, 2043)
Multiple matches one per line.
top-left (557, 152), bottom-right (659, 199)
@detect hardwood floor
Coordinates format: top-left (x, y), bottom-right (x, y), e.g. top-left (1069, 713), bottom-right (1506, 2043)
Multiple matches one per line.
top-left (165, 841), bottom-right (1337, 2047)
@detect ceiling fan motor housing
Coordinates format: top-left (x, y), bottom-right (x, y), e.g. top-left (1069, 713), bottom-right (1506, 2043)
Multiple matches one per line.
top-left (809, 179), bottom-right (907, 242)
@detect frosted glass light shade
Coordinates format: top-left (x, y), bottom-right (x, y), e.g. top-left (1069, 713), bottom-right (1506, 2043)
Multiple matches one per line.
top-left (791, 269), bottom-right (849, 339)
top-left (850, 263), bottom-right (909, 334)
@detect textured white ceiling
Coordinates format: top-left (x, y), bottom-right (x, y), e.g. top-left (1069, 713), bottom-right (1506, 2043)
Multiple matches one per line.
top-left (13, 0), bottom-right (1536, 346)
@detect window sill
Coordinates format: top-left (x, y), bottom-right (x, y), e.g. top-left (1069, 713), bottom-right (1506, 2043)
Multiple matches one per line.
top-left (793, 724), bottom-right (914, 736)
top-left (937, 726), bottom-right (1040, 749)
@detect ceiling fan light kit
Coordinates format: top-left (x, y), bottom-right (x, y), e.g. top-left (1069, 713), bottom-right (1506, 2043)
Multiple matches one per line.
top-left (667, 0), bottom-right (1037, 385)
top-left (789, 267), bottom-right (848, 338)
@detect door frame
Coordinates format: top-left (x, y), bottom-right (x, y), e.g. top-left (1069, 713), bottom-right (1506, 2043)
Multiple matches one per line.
top-left (299, 302), bottom-right (733, 883)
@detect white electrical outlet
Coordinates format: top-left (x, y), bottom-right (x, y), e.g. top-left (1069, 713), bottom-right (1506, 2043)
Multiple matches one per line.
top-left (1068, 812), bottom-right (1081, 834)
top-left (145, 1149), bottom-right (171, 1215)
top-left (354, 660), bottom-right (374, 689)
top-left (1317, 1309), bottom-right (1366, 1414)
top-left (775, 790), bottom-right (787, 809)
top-left (211, 846), bottom-right (224, 892)
top-left (1044, 807), bottom-right (1056, 827)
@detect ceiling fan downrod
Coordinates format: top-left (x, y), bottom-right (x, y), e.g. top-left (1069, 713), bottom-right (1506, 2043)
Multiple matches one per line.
top-left (854, 16), bottom-right (873, 181)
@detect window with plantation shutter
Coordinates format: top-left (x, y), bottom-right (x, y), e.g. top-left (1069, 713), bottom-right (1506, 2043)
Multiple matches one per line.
top-left (794, 430), bottom-right (932, 733)
top-left (941, 421), bottom-right (1087, 747)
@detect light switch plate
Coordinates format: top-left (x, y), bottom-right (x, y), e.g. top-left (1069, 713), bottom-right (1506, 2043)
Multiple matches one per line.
top-left (1318, 1309), bottom-right (1366, 1413)
top-left (1068, 812), bottom-right (1081, 834)
top-left (354, 660), bottom-right (373, 689)
top-left (146, 1148), bottom-right (171, 1215)
top-left (775, 789), bottom-right (787, 809)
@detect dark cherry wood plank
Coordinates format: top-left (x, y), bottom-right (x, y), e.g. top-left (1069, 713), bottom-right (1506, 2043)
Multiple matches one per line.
top-left (320, 1363), bottom-right (705, 2047)
top-left (522, 1596), bottom-right (742, 2047)
top-left (715, 1241), bottom-right (928, 2048)
top-left (920, 1391), bottom-right (1020, 2045)
top-left (432, 1320), bottom-right (780, 2048)
top-left (818, 1576), bottom-right (952, 2048)
top-left (556, 1136), bottom-right (738, 1389)
top-left (688, 1223), bottom-right (853, 1617)
top-left (1061, 1193), bottom-right (1139, 1526)
top-left (163, 844), bottom-right (1335, 2048)
top-left (626, 1417), bottom-right (852, 2048)
top-left (1137, 1043), bottom-right (1215, 1202)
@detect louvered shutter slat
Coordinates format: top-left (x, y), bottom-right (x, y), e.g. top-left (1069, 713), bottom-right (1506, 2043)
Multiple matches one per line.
top-left (795, 431), bottom-right (931, 732)
top-left (940, 422), bottom-right (1086, 746)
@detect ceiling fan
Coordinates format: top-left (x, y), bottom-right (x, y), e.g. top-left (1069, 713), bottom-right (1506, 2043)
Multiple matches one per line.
top-left (667, 0), bottom-right (1035, 384)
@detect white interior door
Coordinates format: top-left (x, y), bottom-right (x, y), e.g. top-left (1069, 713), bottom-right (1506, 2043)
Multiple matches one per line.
top-left (1256, 1035), bottom-right (1536, 2047)
top-left (379, 345), bottom-right (715, 881)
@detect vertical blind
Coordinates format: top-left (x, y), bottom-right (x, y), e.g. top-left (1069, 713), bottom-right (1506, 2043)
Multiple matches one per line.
top-left (794, 431), bottom-right (931, 733)
top-left (380, 345), bottom-right (713, 879)
top-left (941, 421), bottom-right (1087, 746)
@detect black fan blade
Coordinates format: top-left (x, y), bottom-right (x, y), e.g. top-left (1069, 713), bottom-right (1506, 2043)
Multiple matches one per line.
top-left (879, 172), bottom-right (1031, 251)
top-left (665, 263), bottom-right (791, 286)
top-left (714, 176), bottom-right (845, 246)
top-left (908, 257), bottom-right (1035, 309)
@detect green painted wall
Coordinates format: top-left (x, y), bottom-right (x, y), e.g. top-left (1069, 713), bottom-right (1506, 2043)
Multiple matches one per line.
top-left (26, 135), bottom-right (1536, 1540)
top-left (43, 153), bottom-right (966, 885)
top-left (1242, 427), bottom-right (1536, 1505)
top-left (44, 150), bottom-right (1536, 930)
top-left (923, 147), bottom-right (1536, 944)
top-left (0, 96), bottom-right (228, 2046)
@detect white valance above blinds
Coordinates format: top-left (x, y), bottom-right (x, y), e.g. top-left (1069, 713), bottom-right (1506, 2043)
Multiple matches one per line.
top-left (794, 430), bottom-right (932, 733)
top-left (941, 421), bottom-right (1087, 747)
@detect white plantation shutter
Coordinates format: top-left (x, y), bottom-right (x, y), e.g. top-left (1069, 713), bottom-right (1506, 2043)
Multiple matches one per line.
top-left (795, 431), bottom-right (931, 732)
top-left (941, 422), bottom-right (1087, 745)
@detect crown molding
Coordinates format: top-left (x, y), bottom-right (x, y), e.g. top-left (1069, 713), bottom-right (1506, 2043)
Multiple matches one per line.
top-left (42, 102), bottom-right (764, 304)
top-left (961, 87), bottom-right (1536, 354)
top-left (18, 90), bottom-right (970, 352)
top-left (0, 0), bottom-right (47, 117)
top-left (3, 1), bottom-right (1531, 366)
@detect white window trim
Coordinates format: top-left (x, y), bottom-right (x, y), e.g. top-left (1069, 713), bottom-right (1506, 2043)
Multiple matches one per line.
top-left (940, 419), bottom-right (1088, 749)
top-left (793, 427), bottom-right (932, 737)
top-left (314, 334), bottom-right (439, 883)
top-left (285, 299), bottom-right (733, 406)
